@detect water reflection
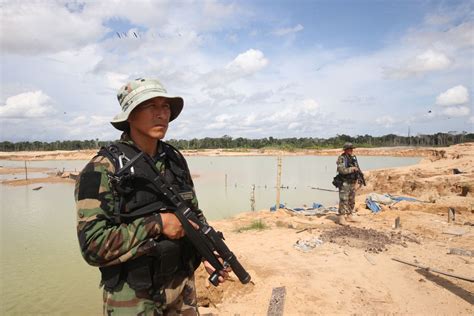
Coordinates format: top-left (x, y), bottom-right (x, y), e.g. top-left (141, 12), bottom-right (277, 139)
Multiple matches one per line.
top-left (187, 155), bottom-right (419, 220)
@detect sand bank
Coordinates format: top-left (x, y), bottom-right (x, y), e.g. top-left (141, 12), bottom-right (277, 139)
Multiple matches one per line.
top-left (196, 143), bottom-right (474, 314)
top-left (0, 145), bottom-right (447, 161)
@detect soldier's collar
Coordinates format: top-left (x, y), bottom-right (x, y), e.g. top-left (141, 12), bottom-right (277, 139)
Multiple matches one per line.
top-left (120, 132), bottom-right (164, 160)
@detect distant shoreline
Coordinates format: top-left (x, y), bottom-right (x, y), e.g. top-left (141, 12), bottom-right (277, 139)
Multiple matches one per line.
top-left (0, 145), bottom-right (459, 161)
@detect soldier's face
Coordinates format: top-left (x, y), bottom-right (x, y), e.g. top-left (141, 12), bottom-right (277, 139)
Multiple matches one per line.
top-left (128, 97), bottom-right (171, 140)
top-left (345, 148), bottom-right (353, 155)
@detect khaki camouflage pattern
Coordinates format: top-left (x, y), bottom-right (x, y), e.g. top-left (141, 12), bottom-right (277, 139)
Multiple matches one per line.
top-left (75, 153), bottom-right (162, 267)
top-left (336, 154), bottom-right (357, 215)
top-left (75, 133), bottom-right (203, 315)
top-left (338, 181), bottom-right (356, 215)
top-left (103, 274), bottom-right (198, 316)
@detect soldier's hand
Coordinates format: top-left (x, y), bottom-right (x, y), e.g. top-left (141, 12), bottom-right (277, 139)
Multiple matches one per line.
top-left (350, 167), bottom-right (359, 173)
top-left (160, 213), bottom-right (185, 239)
top-left (160, 214), bottom-right (200, 239)
top-left (203, 259), bottom-right (230, 284)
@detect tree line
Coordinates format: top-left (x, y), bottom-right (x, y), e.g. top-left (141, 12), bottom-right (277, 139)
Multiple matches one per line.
top-left (0, 132), bottom-right (472, 152)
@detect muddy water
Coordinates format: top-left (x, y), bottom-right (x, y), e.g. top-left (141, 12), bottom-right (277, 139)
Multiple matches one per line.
top-left (0, 155), bottom-right (419, 315)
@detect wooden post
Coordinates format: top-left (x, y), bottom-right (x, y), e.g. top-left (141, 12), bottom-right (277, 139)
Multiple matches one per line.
top-left (275, 156), bottom-right (282, 210)
top-left (395, 216), bottom-right (401, 229)
top-left (24, 160), bottom-right (28, 180)
top-left (250, 184), bottom-right (256, 211)
top-left (448, 207), bottom-right (455, 223)
top-left (267, 286), bottom-right (286, 316)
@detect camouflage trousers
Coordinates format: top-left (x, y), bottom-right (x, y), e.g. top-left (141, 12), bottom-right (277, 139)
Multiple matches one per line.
top-left (338, 181), bottom-right (356, 215)
top-left (103, 274), bottom-right (198, 316)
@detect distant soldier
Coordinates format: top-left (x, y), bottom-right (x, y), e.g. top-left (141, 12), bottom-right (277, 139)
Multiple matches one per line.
top-left (335, 142), bottom-right (364, 225)
top-left (74, 78), bottom-right (228, 315)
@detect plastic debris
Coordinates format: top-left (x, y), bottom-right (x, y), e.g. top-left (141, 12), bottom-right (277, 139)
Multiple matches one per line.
top-left (293, 237), bottom-right (324, 252)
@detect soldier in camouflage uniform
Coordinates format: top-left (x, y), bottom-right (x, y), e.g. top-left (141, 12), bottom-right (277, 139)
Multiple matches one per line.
top-left (336, 142), bottom-right (361, 225)
top-left (75, 78), bottom-right (227, 315)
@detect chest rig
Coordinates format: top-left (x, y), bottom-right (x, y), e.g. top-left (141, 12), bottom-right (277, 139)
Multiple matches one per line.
top-left (340, 154), bottom-right (359, 182)
top-left (98, 141), bottom-right (196, 224)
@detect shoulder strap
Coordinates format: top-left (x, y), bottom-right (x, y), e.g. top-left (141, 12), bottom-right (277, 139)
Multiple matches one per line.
top-left (161, 142), bottom-right (193, 185)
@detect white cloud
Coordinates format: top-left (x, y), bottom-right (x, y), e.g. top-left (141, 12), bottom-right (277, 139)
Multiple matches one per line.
top-left (375, 115), bottom-right (396, 127)
top-left (1, 1), bottom-right (106, 54)
top-left (469, 116), bottom-right (474, 124)
top-left (66, 115), bottom-right (113, 137)
top-left (384, 49), bottom-right (452, 78)
top-left (442, 106), bottom-right (470, 117)
top-left (0, 91), bottom-right (55, 118)
top-left (226, 49), bottom-right (269, 75)
top-left (273, 24), bottom-right (304, 36)
top-left (105, 72), bottom-right (130, 91)
top-left (288, 122), bottom-right (302, 130)
top-left (413, 50), bottom-right (452, 71)
top-left (267, 98), bottom-right (321, 123)
top-left (302, 99), bottom-right (320, 114)
top-left (204, 49), bottom-right (269, 88)
top-left (205, 114), bottom-right (235, 130)
top-left (436, 85), bottom-right (469, 106)
top-left (1, 2), bottom-right (473, 141)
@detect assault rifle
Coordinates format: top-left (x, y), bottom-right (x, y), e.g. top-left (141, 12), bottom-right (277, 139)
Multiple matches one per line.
top-left (118, 151), bottom-right (251, 286)
top-left (352, 156), bottom-right (366, 186)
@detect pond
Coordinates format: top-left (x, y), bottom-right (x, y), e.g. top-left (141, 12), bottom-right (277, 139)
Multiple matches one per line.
top-left (0, 155), bottom-right (419, 315)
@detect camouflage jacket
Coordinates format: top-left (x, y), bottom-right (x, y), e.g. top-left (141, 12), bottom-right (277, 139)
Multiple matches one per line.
top-left (74, 133), bottom-right (202, 267)
top-left (336, 154), bottom-right (357, 175)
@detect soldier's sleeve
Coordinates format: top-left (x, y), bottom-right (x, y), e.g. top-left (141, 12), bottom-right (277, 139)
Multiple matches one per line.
top-left (336, 155), bottom-right (354, 175)
top-left (74, 155), bottom-right (162, 267)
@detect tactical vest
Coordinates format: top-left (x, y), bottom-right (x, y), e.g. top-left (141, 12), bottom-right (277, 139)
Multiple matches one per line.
top-left (97, 141), bottom-right (200, 294)
top-left (339, 154), bottom-right (358, 182)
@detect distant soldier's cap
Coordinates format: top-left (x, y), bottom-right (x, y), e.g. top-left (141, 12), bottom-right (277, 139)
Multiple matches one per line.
top-left (110, 78), bottom-right (183, 131)
top-left (343, 142), bottom-right (354, 150)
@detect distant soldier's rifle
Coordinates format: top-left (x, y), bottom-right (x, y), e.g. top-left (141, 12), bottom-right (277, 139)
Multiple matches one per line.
top-left (352, 156), bottom-right (366, 186)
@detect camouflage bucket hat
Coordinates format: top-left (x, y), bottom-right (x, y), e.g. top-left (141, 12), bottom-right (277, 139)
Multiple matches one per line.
top-left (343, 142), bottom-right (354, 150)
top-left (110, 78), bottom-right (184, 131)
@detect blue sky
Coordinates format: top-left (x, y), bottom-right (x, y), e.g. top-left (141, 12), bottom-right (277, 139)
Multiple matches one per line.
top-left (1, 0), bottom-right (473, 141)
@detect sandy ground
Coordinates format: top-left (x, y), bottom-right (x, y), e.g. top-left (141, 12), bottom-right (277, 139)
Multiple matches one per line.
top-left (193, 143), bottom-right (474, 315)
top-left (0, 146), bottom-right (442, 161)
top-left (1, 144), bottom-right (473, 314)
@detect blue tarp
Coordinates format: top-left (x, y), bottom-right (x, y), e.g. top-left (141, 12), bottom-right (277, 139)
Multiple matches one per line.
top-left (278, 202), bottom-right (338, 216)
top-left (389, 195), bottom-right (421, 202)
top-left (365, 193), bottom-right (424, 213)
top-left (270, 204), bottom-right (286, 212)
top-left (366, 197), bottom-right (381, 213)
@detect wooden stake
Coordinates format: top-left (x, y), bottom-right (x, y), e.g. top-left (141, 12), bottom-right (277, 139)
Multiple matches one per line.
top-left (24, 160), bottom-right (28, 180)
top-left (250, 184), bottom-right (256, 211)
top-left (395, 216), bottom-right (401, 229)
top-left (275, 156), bottom-right (282, 210)
top-left (267, 286), bottom-right (286, 316)
top-left (448, 207), bottom-right (455, 223)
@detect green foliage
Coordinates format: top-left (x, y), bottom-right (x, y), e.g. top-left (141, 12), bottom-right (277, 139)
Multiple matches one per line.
top-left (1, 132), bottom-right (473, 152)
top-left (234, 220), bottom-right (268, 233)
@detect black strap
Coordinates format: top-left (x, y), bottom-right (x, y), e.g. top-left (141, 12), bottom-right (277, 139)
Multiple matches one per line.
top-left (98, 145), bottom-right (124, 224)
